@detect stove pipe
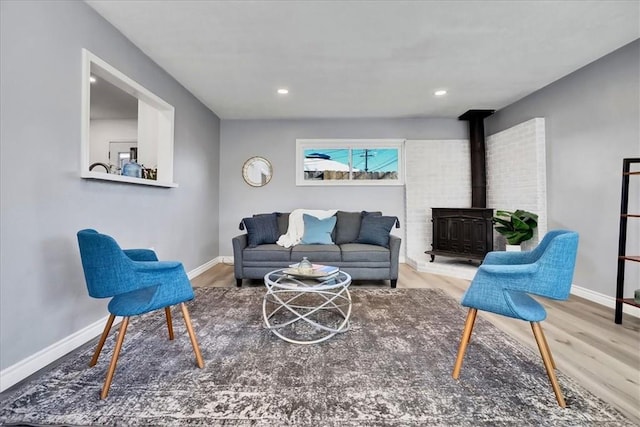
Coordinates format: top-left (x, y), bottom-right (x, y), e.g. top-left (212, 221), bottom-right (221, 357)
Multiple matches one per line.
top-left (458, 109), bottom-right (495, 208)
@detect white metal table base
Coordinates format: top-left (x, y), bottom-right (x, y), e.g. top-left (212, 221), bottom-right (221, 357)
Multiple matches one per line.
top-left (263, 270), bottom-right (352, 344)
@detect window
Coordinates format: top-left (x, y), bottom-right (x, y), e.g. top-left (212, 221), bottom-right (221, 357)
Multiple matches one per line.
top-left (81, 49), bottom-right (177, 187)
top-left (296, 139), bottom-right (404, 186)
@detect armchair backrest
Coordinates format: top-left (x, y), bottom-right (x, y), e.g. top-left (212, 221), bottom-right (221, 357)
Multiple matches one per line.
top-left (531, 230), bottom-right (579, 300)
top-left (528, 229), bottom-right (571, 261)
top-left (77, 229), bottom-right (138, 298)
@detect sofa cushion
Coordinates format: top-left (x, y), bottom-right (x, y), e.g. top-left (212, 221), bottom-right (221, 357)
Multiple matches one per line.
top-left (355, 214), bottom-right (396, 248)
top-left (242, 213), bottom-right (280, 247)
top-left (334, 211), bottom-right (360, 244)
top-left (243, 244), bottom-right (291, 262)
top-left (334, 211), bottom-right (381, 244)
top-left (340, 243), bottom-right (390, 263)
top-left (291, 244), bottom-right (341, 263)
top-left (301, 214), bottom-right (336, 244)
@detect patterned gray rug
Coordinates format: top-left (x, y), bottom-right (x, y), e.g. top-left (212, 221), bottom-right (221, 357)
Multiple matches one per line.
top-left (0, 288), bottom-right (633, 426)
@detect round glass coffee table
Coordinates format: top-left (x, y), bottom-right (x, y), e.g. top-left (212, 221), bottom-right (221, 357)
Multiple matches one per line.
top-left (263, 269), bottom-right (352, 344)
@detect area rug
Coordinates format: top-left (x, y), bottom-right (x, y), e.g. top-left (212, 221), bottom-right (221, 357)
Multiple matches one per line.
top-left (0, 288), bottom-right (633, 426)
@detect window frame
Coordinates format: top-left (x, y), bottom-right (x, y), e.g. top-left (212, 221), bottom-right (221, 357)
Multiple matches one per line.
top-left (81, 49), bottom-right (177, 188)
top-left (296, 139), bottom-right (405, 186)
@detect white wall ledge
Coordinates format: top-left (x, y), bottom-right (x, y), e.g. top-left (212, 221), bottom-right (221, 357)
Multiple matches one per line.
top-left (81, 171), bottom-right (178, 188)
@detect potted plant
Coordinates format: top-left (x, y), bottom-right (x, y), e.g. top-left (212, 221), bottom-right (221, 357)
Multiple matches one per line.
top-left (492, 209), bottom-right (539, 251)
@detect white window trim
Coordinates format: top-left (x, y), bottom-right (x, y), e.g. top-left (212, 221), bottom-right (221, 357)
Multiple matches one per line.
top-left (296, 139), bottom-right (405, 186)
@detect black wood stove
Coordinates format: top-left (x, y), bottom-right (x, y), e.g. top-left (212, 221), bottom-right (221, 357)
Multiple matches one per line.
top-left (425, 110), bottom-right (495, 262)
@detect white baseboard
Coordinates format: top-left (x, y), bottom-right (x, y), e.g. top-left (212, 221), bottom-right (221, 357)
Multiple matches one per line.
top-left (570, 284), bottom-right (640, 318)
top-left (0, 256), bottom-right (222, 393)
top-left (187, 256), bottom-right (224, 279)
top-left (0, 314), bottom-right (118, 393)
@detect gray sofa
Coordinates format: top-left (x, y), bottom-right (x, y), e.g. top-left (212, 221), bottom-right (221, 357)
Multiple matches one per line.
top-left (232, 211), bottom-right (401, 288)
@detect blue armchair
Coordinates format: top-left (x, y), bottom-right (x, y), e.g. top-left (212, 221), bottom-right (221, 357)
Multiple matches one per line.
top-left (77, 229), bottom-right (204, 399)
top-left (452, 230), bottom-right (579, 407)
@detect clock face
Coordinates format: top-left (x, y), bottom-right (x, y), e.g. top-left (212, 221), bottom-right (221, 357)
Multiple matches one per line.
top-left (242, 156), bottom-right (273, 187)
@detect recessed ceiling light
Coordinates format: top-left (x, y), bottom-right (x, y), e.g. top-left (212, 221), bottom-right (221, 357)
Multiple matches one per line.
top-left (277, 88), bottom-right (289, 95)
top-left (434, 89), bottom-right (447, 96)
top-left (90, 76), bottom-right (97, 83)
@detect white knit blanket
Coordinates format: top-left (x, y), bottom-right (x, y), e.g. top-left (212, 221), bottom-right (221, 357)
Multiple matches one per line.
top-left (276, 209), bottom-right (338, 248)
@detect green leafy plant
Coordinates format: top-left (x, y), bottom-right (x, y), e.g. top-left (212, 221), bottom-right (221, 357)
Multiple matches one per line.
top-left (492, 209), bottom-right (539, 245)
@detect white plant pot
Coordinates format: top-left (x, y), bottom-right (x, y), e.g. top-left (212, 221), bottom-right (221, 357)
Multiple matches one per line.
top-left (505, 244), bottom-right (522, 252)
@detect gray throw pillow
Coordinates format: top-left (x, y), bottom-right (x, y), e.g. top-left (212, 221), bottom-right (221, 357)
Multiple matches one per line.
top-left (355, 214), bottom-right (396, 248)
top-left (334, 211), bottom-right (382, 244)
top-left (276, 213), bottom-right (289, 236)
top-left (242, 213), bottom-right (280, 247)
top-left (334, 211), bottom-right (361, 244)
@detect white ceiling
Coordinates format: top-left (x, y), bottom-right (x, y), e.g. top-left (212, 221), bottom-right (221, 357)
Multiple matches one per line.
top-left (86, 1), bottom-right (639, 120)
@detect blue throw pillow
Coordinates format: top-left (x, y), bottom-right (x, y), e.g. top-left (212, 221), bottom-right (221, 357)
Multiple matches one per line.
top-left (242, 213), bottom-right (280, 248)
top-left (355, 215), bottom-right (397, 248)
top-left (301, 214), bottom-right (337, 245)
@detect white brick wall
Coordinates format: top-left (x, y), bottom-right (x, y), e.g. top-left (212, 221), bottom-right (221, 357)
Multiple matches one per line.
top-left (486, 118), bottom-right (547, 250)
top-left (404, 140), bottom-right (470, 272)
top-left (403, 119), bottom-right (547, 278)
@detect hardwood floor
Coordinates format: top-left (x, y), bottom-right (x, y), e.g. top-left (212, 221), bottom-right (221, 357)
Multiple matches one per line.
top-left (192, 262), bottom-right (640, 423)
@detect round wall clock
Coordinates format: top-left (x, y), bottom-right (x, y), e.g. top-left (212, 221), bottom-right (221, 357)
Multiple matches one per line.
top-left (242, 156), bottom-right (273, 187)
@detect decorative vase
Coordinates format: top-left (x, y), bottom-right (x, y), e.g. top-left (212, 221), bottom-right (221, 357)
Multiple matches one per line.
top-left (635, 289), bottom-right (640, 304)
top-left (121, 160), bottom-right (142, 178)
top-left (298, 257), bottom-right (313, 274)
top-left (505, 244), bottom-right (522, 252)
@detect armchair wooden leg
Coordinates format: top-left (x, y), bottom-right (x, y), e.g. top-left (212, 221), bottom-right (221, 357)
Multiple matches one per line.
top-left (90, 314), bottom-right (116, 367)
top-left (180, 303), bottom-right (204, 369)
top-left (452, 308), bottom-right (478, 379)
top-left (531, 322), bottom-right (566, 407)
top-left (165, 307), bottom-right (175, 340)
top-left (539, 323), bottom-right (556, 369)
top-left (466, 314), bottom-right (476, 345)
top-left (100, 316), bottom-right (129, 400)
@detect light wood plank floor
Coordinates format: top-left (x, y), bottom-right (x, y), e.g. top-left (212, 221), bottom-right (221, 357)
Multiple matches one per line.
top-left (193, 262), bottom-right (640, 423)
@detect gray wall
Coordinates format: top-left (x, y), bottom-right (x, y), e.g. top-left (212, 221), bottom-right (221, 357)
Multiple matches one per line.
top-left (0, 1), bottom-right (221, 370)
top-left (219, 118), bottom-right (467, 255)
top-left (486, 40), bottom-right (640, 297)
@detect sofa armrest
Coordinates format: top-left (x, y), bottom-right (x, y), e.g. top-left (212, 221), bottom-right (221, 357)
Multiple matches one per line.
top-left (232, 234), bottom-right (248, 279)
top-left (389, 235), bottom-right (401, 280)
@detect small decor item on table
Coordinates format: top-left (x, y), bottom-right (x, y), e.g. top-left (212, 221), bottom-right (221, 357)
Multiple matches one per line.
top-left (298, 257), bottom-right (313, 274)
top-left (635, 289), bottom-right (640, 304)
top-left (283, 262), bottom-right (339, 279)
top-left (492, 209), bottom-right (539, 250)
